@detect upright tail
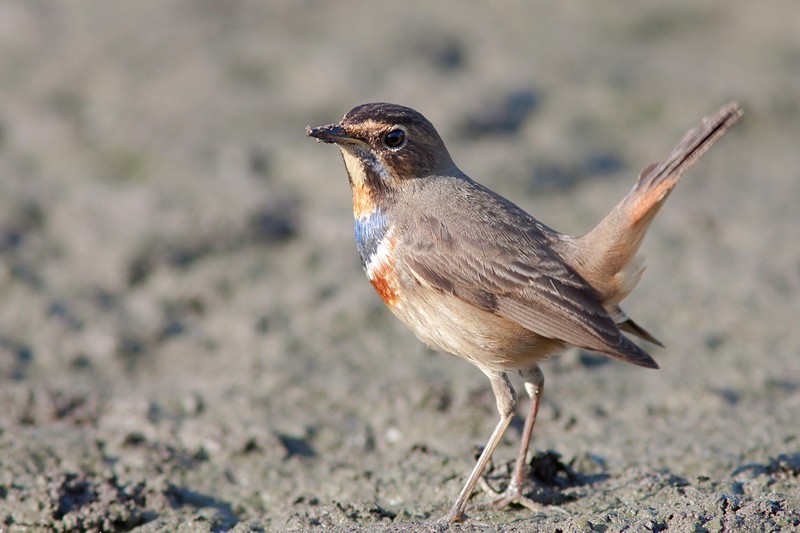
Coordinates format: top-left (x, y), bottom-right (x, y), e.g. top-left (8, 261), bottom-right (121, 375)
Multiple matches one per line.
top-left (561, 102), bottom-right (743, 306)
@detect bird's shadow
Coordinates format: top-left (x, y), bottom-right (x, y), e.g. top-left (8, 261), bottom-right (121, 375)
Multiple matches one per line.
top-left (481, 449), bottom-right (609, 506)
top-left (731, 452), bottom-right (800, 479)
top-left (163, 484), bottom-right (241, 532)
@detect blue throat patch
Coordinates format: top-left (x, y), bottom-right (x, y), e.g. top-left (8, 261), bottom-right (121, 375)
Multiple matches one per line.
top-left (354, 209), bottom-right (389, 269)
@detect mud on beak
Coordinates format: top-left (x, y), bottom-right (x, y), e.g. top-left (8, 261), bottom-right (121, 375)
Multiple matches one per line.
top-left (306, 123), bottom-right (362, 145)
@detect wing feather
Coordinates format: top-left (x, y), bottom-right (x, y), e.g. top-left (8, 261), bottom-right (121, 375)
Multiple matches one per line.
top-left (400, 198), bottom-right (657, 369)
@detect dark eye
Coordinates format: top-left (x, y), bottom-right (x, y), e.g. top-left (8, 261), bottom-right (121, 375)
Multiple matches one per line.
top-left (383, 129), bottom-right (406, 148)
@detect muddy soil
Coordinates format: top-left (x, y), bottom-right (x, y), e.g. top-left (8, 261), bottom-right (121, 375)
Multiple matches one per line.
top-left (0, 2), bottom-right (798, 531)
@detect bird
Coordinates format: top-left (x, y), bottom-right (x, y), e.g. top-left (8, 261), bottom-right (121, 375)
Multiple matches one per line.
top-left (307, 101), bottom-right (742, 523)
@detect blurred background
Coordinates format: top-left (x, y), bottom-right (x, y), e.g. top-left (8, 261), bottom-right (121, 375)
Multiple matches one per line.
top-left (0, 1), bottom-right (798, 531)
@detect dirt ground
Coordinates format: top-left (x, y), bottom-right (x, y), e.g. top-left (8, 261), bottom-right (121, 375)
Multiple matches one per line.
top-left (1, 2), bottom-right (799, 531)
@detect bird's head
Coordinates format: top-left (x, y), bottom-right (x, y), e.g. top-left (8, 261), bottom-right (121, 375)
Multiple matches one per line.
top-left (307, 103), bottom-right (457, 197)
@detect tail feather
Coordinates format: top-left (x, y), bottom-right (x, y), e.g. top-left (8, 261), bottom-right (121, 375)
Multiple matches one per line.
top-left (628, 101), bottom-right (744, 228)
top-left (611, 304), bottom-right (664, 347)
top-left (619, 318), bottom-right (663, 347)
top-left (565, 102), bottom-right (743, 305)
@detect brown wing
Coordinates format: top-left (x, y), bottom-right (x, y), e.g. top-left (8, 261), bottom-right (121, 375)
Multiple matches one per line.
top-left (400, 203), bottom-right (658, 369)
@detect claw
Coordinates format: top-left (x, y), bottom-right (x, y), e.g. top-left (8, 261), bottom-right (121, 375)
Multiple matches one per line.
top-left (477, 476), bottom-right (569, 516)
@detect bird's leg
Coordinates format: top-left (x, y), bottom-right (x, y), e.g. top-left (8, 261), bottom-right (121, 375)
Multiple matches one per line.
top-left (441, 371), bottom-right (516, 523)
top-left (482, 365), bottom-right (545, 511)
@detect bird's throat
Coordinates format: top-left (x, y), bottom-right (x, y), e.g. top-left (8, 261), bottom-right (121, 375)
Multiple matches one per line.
top-left (340, 147), bottom-right (393, 219)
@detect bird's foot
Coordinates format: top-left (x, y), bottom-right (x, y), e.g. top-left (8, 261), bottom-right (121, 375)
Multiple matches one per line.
top-left (477, 477), bottom-right (540, 511)
top-left (437, 508), bottom-right (491, 526)
top-left (437, 508), bottom-right (467, 524)
top-left (477, 476), bottom-right (569, 515)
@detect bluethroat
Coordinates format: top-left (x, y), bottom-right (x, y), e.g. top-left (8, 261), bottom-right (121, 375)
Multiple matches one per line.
top-left (307, 101), bottom-right (741, 523)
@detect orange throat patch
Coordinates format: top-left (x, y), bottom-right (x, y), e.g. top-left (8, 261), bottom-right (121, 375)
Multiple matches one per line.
top-left (352, 182), bottom-right (377, 219)
top-left (340, 148), bottom-right (379, 219)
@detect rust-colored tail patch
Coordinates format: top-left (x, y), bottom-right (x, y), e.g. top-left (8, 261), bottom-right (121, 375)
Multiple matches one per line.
top-left (627, 102), bottom-right (743, 227)
top-left (567, 102), bottom-right (742, 305)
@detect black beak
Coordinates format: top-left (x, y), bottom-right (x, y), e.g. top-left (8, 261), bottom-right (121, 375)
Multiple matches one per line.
top-left (306, 123), bottom-right (361, 145)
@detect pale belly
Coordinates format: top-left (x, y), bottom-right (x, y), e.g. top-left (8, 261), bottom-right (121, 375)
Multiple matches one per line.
top-left (388, 281), bottom-right (565, 372)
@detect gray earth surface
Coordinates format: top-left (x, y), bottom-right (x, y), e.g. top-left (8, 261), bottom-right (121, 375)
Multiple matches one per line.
top-left (1, 2), bottom-right (799, 531)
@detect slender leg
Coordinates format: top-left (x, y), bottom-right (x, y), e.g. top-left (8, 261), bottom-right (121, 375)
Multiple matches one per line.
top-left (441, 370), bottom-right (517, 523)
top-left (485, 365), bottom-right (545, 510)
